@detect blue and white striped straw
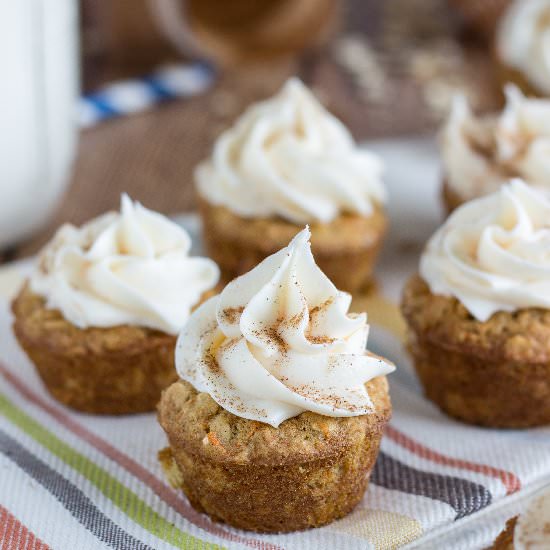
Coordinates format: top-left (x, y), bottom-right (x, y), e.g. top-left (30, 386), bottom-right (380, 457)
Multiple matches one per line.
top-left (79, 62), bottom-right (215, 128)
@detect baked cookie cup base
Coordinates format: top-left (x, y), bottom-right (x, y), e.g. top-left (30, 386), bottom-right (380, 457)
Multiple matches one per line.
top-left (402, 276), bottom-right (550, 428)
top-left (159, 439), bottom-right (380, 533)
top-left (408, 335), bottom-right (550, 428)
top-left (158, 378), bottom-right (391, 533)
top-left (199, 198), bottom-right (386, 294)
top-left (12, 285), bottom-right (178, 415)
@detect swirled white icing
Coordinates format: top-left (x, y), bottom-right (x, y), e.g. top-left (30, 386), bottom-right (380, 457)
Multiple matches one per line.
top-left (442, 85), bottom-right (550, 202)
top-left (31, 194), bottom-right (219, 334)
top-left (421, 180), bottom-right (550, 321)
top-left (176, 227), bottom-right (394, 427)
top-left (196, 78), bottom-right (386, 224)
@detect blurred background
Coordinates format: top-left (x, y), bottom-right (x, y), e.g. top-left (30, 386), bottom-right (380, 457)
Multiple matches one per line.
top-left (3, 0), bottom-right (505, 259)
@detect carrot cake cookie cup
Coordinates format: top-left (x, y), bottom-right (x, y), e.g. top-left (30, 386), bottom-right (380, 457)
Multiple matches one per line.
top-left (440, 85), bottom-right (550, 212)
top-left (195, 78), bottom-right (388, 294)
top-left (158, 227), bottom-right (394, 532)
top-left (402, 180), bottom-right (550, 428)
top-left (13, 194), bottom-right (219, 415)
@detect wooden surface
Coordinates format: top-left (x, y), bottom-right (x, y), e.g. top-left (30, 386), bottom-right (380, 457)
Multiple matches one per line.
top-left (13, 0), bottom-right (501, 259)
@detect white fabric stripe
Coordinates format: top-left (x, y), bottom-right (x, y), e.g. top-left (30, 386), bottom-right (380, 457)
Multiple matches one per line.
top-left (0, 382), bottom-right (240, 550)
top-left (0, 417), bottom-right (240, 550)
top-left (390, 382), bottom-right (550, 485)
top-left (362, 485), bottom-right (455, 531)
top-left (406, 479), bottom-right (550, 550)
top-left (0, 447), bottom-right (109, 550)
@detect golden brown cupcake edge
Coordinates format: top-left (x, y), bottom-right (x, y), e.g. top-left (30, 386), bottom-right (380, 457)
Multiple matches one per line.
top-left (198, 197), bottom-right (387, 294)
top-left (12, 284), bottom-right (183, 415)
top-left (491, 517), bottom-right (517, 549)
top-left (157, 377), bottom-right (391, 533)
top-left (401, 275), bottom-right (550, 428)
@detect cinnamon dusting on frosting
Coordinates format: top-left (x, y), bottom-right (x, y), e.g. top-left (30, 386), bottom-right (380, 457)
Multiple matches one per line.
top-left (252, 323), bottom-right (288, 354)
top-left (219, 306), bottom-right (244, 324)
top-left (203, 350), bottom-right (220, 375)
top-left (175, 227), bottom-right (395, 427)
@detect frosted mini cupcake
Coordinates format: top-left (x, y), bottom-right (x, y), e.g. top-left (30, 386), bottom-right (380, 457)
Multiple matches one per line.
top-left (441, 85), bottom-right (550, 211)
top-left (158, 227), bottom-right (394, 532)
top-left (402, 180), bottom-right (550, 427)
top-left (196, 78), bottom-right (387, 293)
top-left (13, 195), bottom-right (219, 414)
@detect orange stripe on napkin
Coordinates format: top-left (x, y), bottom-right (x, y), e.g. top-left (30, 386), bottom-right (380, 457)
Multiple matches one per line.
top-left (386, 426), bottom-right (521, 495)
top-left (0, 505), bottom-right (50, 550)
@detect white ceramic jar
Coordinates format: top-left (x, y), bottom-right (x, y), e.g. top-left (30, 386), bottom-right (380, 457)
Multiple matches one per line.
top-left (0, 0), bottom-right (78, 248)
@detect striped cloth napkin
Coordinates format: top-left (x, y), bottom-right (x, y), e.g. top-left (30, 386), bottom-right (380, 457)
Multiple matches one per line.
top-left (1, 141), bottom-right (550, 549)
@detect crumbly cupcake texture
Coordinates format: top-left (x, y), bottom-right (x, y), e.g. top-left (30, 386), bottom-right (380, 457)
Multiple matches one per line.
top-left (402, 276), bottom-right (550, 428)
top-left (195, 78), bottom-right (387, 293)
top-left (496, 0), bottom-right (550, 97)
top-left (440, 85), bottom-right (550, 211)
top-left (13, 285), bottom-right (177, 414)
top-left (158, 227), bottom-right (394, 532)
top-left (199, 198), bottom-right (386, 292)
top-left (158, 377), bottom-right (391, 532)
top-left (13, 195), bottom-right (219, 414)
top-left (402, 181), bottom-right (550, 428)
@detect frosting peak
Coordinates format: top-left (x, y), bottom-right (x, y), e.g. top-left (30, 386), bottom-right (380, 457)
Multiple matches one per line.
top-left (442, 85), bottom-right (550, 202)
top-left (420, 179), bottom-right (550, 321)
top-left (176, 227), bottom-right (394, 427)
top-left (195, 78), bottom-right (386, 224)
top-left (31, 194), bottom-right (219, 334)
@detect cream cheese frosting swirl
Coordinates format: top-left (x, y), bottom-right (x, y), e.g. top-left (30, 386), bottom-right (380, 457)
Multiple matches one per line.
top-left (176, 227), bottom-right (394, 427)
top-left (420, 179), bottom-right (550, 322)
top-left (514, 486), bottom-right (550, 550)
top-left (31, 194), bottom-right (219, 335)
top-left (497, 0), bottom-right (550, 95)
top-left (195, 78), bottom-right (386, 224)
top-left (442, 85), bottom-right (550, 202)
